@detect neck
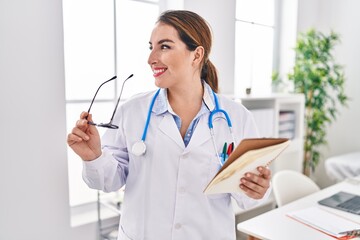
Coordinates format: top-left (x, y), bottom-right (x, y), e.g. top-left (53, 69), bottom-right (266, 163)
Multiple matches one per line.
top-left (167, 80), bottom-right (203, 105)
top-left (167, 80), bottom-right (204, 139)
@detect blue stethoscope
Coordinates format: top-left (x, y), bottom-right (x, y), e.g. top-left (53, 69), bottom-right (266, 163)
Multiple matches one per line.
top-left (131, 88), bottom-right (236, 165)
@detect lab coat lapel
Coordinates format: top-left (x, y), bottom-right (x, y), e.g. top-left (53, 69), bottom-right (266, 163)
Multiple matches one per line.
top-left (185, 114), bottom-right (211, 153)
top-left (158, 114), bottom-right (185, 149)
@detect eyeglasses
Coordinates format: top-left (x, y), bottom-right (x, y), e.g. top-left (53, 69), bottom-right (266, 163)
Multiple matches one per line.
top-left (87, 74), bottom-right (134, 129)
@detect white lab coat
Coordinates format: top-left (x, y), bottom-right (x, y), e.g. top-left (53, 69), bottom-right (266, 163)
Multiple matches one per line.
top-left (83, 87), bottom-right (270, 240)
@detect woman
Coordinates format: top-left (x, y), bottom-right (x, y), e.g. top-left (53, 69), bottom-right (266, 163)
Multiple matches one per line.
top-left (67, 10), bottom-right (271, 240)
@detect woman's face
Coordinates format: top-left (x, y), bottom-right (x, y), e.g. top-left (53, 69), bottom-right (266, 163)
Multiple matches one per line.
top-left (148, 22), bottom-right (198, 89)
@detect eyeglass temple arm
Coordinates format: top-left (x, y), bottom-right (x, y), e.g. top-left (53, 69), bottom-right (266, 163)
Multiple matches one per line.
top-left (87, 76), bottom-right (117, 114)
top-left (108, 74), bottom-right (134, 124)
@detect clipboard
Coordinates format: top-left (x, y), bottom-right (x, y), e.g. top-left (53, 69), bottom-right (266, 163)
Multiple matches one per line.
top-left (204, 138), bottom-right (290, 194)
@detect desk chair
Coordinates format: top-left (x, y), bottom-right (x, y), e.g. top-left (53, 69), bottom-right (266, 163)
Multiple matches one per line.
top-left (272, 170), bottom-right (320, 207)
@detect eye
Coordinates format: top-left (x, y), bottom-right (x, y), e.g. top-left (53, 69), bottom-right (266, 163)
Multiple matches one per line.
top-left (149, 45), bottom-right (153, 50)
top-left (161, 44), bottom-right (170, 50)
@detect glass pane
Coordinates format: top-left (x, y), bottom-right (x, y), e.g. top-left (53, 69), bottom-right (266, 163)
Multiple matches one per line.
top-left (66, 102), bottom-right (113, 206)
top-left (115, 0), bottom-right (159, 99)
top-left (236, 0), bottom-right (275, 26)
top-left (63, 0), bottom-right (115, 100)
top-left (234, 22), bottom-right (274, 96)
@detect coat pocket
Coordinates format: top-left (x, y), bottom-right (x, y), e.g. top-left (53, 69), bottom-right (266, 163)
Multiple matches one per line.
top-left (206, 154), bottom-right (230, 200)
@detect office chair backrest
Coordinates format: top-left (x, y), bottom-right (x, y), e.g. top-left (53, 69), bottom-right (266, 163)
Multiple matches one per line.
top-left (272, 170), bottom-right (320, 207)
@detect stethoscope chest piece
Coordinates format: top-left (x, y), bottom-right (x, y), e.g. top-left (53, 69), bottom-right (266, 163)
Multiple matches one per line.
top-left (132, 140), bottom-right (147, 156)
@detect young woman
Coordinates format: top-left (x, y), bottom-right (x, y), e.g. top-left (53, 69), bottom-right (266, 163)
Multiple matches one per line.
top-left (67, 10), bottom-right (271, 240)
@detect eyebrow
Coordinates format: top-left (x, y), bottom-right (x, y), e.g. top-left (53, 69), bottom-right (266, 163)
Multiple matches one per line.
top-left (149, 39), bottom-right (175, 45)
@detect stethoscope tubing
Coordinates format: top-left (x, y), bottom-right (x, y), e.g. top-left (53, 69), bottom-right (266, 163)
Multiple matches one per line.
top-left (208, 90), bottom-right (233, 129)
top-left (134, 88), bottom-right (236, 162)
top-left (141, 89), bottom-right (161, 141)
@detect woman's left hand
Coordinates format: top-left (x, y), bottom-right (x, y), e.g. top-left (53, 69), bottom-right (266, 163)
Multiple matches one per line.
top-left (239, 166), bottom-right (271, 199)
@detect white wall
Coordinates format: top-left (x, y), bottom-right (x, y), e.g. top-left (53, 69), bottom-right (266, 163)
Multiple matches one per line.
top-left (277, 0), bottom-right (298, 86)
top-left (296, 0), bottom-right (360, 187)
top-left (0, 0), bottom-right (97, 239)
top-left (184, 0), bottom-right (236, 95)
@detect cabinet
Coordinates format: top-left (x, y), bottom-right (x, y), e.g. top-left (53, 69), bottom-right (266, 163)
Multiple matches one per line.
top-left (237, 93), bottom-right (305, 173)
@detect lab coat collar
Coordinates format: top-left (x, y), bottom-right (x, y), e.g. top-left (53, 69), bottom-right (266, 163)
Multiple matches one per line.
top-left (157, 107), bottom-right (212, 151)
top-left (154, 81), bottom-right (216, 151)
top-left (158, 114), bottom-right (186, 149)
top-left (152, 88), bottom-right (168, 115)
top-left (183, 114), bottom-right (211, 153)
top-left (202, 81), bottom-right (215, 111)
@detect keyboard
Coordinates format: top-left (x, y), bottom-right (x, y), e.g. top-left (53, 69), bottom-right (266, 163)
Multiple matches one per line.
top-left (337, 196), bottom-right (360, 214)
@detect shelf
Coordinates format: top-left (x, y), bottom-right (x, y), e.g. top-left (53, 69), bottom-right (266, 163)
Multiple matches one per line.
top-left (238, 93), bottom-right (305, 173)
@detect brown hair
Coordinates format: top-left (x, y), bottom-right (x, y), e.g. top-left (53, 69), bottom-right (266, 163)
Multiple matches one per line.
top-left (158, 10), bottom-right (219, 93)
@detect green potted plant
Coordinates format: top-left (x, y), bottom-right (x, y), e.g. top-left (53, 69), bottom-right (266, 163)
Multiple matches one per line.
top-left (288, 29), bottom-right (349, 176)
top-left (272, 71), bottom-right (283, 93)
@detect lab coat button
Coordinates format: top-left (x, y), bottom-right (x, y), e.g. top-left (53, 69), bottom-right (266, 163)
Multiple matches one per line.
top-left (174, 223), bottom-right (182, 229)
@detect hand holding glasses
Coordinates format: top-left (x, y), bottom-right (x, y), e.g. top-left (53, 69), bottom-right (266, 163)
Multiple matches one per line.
top-left (87, 74), bottom-right (134, 129)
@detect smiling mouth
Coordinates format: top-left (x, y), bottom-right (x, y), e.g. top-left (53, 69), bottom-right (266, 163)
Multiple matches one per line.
top-left (153, 68), bottom-right (167, 77)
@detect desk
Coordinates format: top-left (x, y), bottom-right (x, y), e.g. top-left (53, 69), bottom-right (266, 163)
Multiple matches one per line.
top-left (237, 177), bottom-right (360, 240)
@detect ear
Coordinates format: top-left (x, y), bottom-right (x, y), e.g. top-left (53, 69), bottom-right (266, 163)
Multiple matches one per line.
top-left (192, 46), bottom-right (205, 66)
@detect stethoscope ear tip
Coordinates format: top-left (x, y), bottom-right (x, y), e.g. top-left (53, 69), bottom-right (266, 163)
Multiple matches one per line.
top-left (132, 141), bottom-right (147, 156)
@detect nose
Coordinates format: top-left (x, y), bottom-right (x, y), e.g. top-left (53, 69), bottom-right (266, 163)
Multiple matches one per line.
top-left (147, 49), bottom-right (158, 66)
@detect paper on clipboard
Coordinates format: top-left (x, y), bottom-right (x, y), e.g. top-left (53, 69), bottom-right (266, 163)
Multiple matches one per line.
top-left (204, 138), bottom-right (290, 194)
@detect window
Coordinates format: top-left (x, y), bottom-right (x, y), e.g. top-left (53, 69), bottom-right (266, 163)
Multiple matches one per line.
top-left (115, 0), bottom-right (159, 99)
top-left (234, 0), bottom-right (276, 96)
top-left (63, 0), bottom-right (159, 207)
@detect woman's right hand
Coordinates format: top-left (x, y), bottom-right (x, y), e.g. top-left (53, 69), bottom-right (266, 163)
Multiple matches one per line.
top-left (67, 112), bottom-right (102, 161)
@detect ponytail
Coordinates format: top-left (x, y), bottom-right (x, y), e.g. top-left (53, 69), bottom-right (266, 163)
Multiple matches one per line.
top-left (201, 60), bottom-right (218, 93)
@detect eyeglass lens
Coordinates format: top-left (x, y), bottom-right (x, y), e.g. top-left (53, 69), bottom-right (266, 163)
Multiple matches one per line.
top-left (87, 74), bottom-right (133, 129)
